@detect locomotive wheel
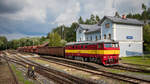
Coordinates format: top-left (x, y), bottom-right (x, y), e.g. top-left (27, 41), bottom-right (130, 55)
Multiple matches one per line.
top-left (96, 58), bottom-right (101, 64)
top-left (72, 56), bottom-right (75, 60)
top-left (83, 57), bottom-right (89, 62)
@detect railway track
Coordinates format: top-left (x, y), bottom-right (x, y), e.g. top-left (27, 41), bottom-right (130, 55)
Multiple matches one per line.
top-left (122, 63), bottom-right (150, 67)
top-left (40, 55), bottom-right (150, 73)
top-left (108, 65), bottom-right (150, 73)
top-left (6, 51), bottom-right (150, 84)
top-left (38, 56), bottom-right (150, 84)
top-left (2, 53), bottom-right (97, 84)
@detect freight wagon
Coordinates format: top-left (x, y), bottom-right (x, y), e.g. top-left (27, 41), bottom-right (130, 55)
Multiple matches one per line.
top-left (38, 47), bottom-right (65, 57)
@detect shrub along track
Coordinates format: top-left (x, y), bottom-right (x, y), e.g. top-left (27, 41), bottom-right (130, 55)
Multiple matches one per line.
top-left (2, 54), bottom-right (97, 84)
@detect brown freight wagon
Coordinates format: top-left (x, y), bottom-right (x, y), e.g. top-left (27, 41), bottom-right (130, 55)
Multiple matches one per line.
top-left (38, 47), bottom-right (65, 57)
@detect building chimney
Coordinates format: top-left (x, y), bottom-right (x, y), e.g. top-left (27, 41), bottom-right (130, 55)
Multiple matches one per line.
top-left (122, 15), bottom-right (126, 19)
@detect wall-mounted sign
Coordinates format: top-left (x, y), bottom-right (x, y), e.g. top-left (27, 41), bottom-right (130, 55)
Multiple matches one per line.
top-left (126, 36), bottom-right (133, 39)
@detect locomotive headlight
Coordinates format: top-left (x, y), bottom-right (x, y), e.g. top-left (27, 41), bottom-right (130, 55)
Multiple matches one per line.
top-left (104, 56), bottom-right (106, 58)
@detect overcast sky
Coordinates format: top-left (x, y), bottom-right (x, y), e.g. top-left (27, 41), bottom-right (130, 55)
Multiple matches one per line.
top-left (0, 0), bottom-right (150, 40)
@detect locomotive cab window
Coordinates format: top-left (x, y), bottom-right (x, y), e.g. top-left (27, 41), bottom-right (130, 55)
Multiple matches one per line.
top-left (104, 43), bottom-right (119, 48)
top-left (81, 45), bottom-right (83, 48)
top-left (85, 45), bottom-right (87, 48)
top-left (98, 44), bottom-right (103, 48)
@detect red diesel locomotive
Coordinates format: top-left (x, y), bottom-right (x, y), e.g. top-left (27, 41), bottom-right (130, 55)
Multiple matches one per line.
top-left (65, 40), bottom-right (120, 65)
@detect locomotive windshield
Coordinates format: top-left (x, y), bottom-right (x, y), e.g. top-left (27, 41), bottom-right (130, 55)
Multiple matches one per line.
top-left (104, 43), bottom-right (119, 48)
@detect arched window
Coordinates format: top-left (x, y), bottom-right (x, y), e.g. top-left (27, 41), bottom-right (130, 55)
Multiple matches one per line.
top-left (108, 34), bottom-right (111, 39)
top-left (86, 37), bottom-right (88, 41)
top-left (104, 34), bottom-right (106, 39)
top-left (96, 36), bottom-right (98, 41)
top-left (80, 38), bottom-right (81, 41)
top-left (99, 35), bottom-right (101, 40)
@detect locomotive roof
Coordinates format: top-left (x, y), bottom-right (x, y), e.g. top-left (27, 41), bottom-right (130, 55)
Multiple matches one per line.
top-left (66, 40), bottom-right (118, 45)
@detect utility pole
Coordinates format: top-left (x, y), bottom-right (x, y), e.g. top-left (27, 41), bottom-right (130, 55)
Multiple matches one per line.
top-left (61, 25), bottom-right (64, 40)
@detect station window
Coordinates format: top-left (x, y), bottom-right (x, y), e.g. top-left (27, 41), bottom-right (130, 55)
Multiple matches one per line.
top-left (108, 34), bottom-right (111, 39)
top-left (79, 30), bottom-right (82, 33)
top-left (86, 37), bottom-right (88, 41)
top-left (104, 34), bottom-right (106, 39)
top-left (99, 35), bottom-right (101, 40)
top-left (91, 36), bottom-right (92, 41)
top-left (105, 23), bottom-right (110, 28)
top-left (96, 36), bottom-right (98, 41)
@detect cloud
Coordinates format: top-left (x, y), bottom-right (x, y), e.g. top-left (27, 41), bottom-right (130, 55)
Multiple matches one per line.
top-left (0, 0), bottom-right (47, 23)
top-left (0, 0), bottom-right (150, 40)
top-left (54, 1), bottom-right (80, 26)
top-left (0, 0), bottom-right (25, 14)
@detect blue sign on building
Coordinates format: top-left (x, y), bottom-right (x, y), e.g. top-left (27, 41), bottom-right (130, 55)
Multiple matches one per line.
top-left (126, 36), bottom-right (133, 39)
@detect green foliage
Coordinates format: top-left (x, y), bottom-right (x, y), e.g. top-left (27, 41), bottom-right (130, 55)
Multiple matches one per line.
top-left (50, 22), bottom-right (78, 42)
top-left (142, 3), bottom-right (147, 11)
top-left (143, 24), bottom-right (150, 51)
top-left (78, 16), bottom-right (84, 24)
top-left (115, 12), bottom-right (120, 18)
top-left (78, 14), bottom-right (100, 25)
top-left (84, 14), bottom-right (100, 25)
top-left (96, 15), bottom-right (100, 22)
top-left (60, 40), bottom-right (67, 46)
top-left (126, 3), bottom-right (150, 20)
top-left (0, 36), bottom-right (48, 50)
top-left (65, 22), bottom-right (79, 42)
top-left (48, 32), bottom-right (63, 46)
top-left (0, 36), bottom-right (8, 50)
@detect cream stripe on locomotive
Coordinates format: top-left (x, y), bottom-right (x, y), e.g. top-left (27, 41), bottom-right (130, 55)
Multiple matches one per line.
top-left (65, 50), bottom-right (120, 54)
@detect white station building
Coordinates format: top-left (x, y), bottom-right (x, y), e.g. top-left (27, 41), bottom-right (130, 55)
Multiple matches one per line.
top-left (76, 16), bottom-right (143, 57)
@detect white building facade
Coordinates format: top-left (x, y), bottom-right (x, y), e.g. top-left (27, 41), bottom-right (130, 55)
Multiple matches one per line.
top-left (76, 16), bottom-right (143, 57)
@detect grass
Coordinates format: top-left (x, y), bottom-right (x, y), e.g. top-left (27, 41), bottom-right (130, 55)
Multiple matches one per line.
top-left (120, 55), bottom-right (150, 66)
top-left (11, 64), bottom-right (34, 84)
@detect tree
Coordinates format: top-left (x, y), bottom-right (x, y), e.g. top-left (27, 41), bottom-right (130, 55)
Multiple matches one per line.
top-left (85, 19), bottom-right (91, 24)
top-left (65, 22), bottom-right (79, 42)
top-left (89, 14), bottom-right (97, 24)
top-left (142, 3), bottom-right (146, 11)
top-left (48, 32), bottom-right (62, 46)
top-left (115, 12), bottom-right (120, 18)
top-left (0, 36), bottom-right (8, 50)
top-left (96, 15), bottom-right (100, 22)
top-left (143, 24), bottom-right (150, 51)
top-left (78, 16), bottom-right (84, 24)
